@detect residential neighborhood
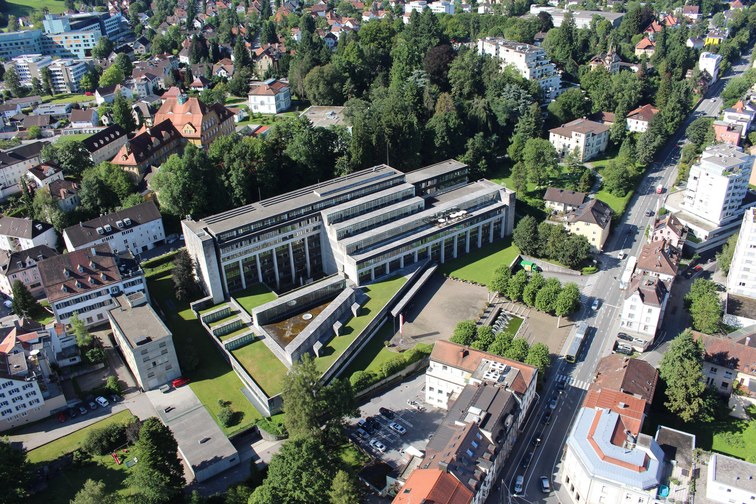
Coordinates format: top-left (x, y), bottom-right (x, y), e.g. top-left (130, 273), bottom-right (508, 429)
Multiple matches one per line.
top-left (0, 0), bottom-right (754, 503)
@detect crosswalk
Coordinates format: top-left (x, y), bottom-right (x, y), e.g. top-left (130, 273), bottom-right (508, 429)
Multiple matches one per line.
top-left (555, 374), bottom-right (591, 391)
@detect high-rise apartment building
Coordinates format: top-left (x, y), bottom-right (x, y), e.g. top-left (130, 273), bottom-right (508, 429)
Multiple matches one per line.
top-left (726, 207), bottom-right (756, 298)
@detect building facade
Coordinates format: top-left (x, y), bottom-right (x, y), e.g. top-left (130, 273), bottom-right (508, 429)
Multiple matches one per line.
top-left (726, 207), bottom-right (756, 299)
top-left (626, 104), bottom-right (659, 133)
top-left (110, 120), bottom-right (184, 180)
top-left (477, 37), bottom-right (561, 102)
top-left (248, 79), bottom-right (292, 114)
top-left (554, 198), bottom-right (612, 251)
top-left (82, 124), bottom-right (128, 165)
top-left (698, 52), bottom-right (722, 83)
top-left (0, 217), bottom-right (57, 252)
top-left (549, 118), bottom-right (610, 162)
top-left (62, 201), bottom-right (165, 254)
top-left (108, 293), bottom-right (180, 391)
top-left (0, 141), bottom-right (45, 200)
top-left (621, 274), bottom-right (670, 342)
top-left (47, 59), bottom-right (89, 94)
top-left (183, 160), bottom-right (516, 302)
top-left (153, 94), bottom-right (234, 149)
top-left (9, 54), bottom-right (53, 87)
top-left (0, 245), bottom-right (58, 298)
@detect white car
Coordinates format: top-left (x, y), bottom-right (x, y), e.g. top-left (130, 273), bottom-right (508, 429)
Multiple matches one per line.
top-left (369, 439), bottom-right (386, 453)
top-left (389, 422), bottom-right (406, 435)
top-left (540, 476), bottom-right (551, 493)
top-left (514, 475), bottom-right (524, 495)
top-left (591, 298), bottom-right (600, 310)
top-left (617, 251), bottom-right (627, 260)
top-left (95, 396), bottom-right (109, 407)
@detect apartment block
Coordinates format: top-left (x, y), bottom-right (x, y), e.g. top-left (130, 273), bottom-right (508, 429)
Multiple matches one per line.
top-left (108, 292), bottom-right (180, 391)
top-left (707, 454), bottom-right (756, 503)
top-left (47, 59), bottom-right (89, 94)
top-left (621, 274), bottom-right (670, 344)
top-left (549, 118), bottom-right (610, 162)
top-left (698, 52), bottom-right (722, 83)
top-left (0, 216), bottom-right (57, 252)
top-left (0, 141), bottom-right (45, 200)
top-left (183, 160), bottom-right (516, 302)
top-left (9, 54), bottom-right (52, 87)
top-left (726, 207), bottom-right (756, 299)
top-left (0, 245), bottom-right (58, 298)
top-left (477, 37), bottom-right (561, 102)
top-left (0, 30), bottom-right (44, 60)
top-left (63, 201), bottom-right (165, 254)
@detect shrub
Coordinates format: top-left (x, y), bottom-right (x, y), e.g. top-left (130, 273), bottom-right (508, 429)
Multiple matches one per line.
top-left (350, 370), bottom-right (379, 390)
top-left (82, 423), bottom-right (127, 456)
top-left (256, 417), bottom-right (287, 438)
top-left (218, 406), bottom-right (235, 428)
top-left (380, 355), bottom-right (407, 377)
top-left (105, 376), bottom-right (121, 395)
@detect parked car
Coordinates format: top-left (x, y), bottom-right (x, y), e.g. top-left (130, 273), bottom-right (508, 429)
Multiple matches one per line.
top-left (645, 209), bottom-right (655, 217)
top-left (389, 422), bottom-right (406, 435)
top-left (67, 407), bottom-right (77, 418)
top-left (57, 412), bottom-right (67, 423)
top-left (615, 343), bottom-right (633, 356)
top-left (591, 298), bottom-right (600, 310)
top-left (521, 451), bottom-right (533, 469)
top-left (95, 396), bottom-right (109, 407)
top-left (3, 300), bottom-right (11, 309)
top-left (549, 396), bottom-right (558, 410)
top-left (513, 475), bottom-right (524, 495)
top-left (88, 401), bottom-right (98, 410)
top-left (369, 439), bottom-right (386, 453)
top-left (78, 405), bottom-right (88, 415)
top-left (617, 332), bottom-right (633, 342)
top-left (379, 407), bottom-right (395, 420)
top-left (617, 251), bottom-right (627, 260)
top-left (110, 394), bottom-right (122, 403)
top-left (540, 476), bottom-right (551, 493)
top-left (171, 377), bottom-right (190, 388)
top-left (355, 428), bottom-right (369, 440)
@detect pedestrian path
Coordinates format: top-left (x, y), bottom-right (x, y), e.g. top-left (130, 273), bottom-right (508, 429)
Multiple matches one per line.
top-left (555, 374), bottom-right (591, 391)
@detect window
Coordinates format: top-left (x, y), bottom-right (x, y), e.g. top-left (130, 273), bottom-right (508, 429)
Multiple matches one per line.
top-left (721, 381), bottom-right (729, 388)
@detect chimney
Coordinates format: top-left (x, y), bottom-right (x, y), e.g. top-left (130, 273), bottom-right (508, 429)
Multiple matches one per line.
top-left (747, 336), bottom-right (751, 346)
top-left (461, 348), bottom-right (469, 358)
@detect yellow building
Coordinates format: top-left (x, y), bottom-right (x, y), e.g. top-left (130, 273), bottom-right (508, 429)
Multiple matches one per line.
top-left (562, 198), bottom-right (613, 251)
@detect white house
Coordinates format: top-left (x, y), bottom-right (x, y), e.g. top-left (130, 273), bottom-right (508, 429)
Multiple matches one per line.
top-left (68, 108), bottom-right (98, 128)
top-left (95, 83), bottom-right (133, 105)
top-left (726, 207), bottom-right (756, 299)
top-left (0, 141), bottom-right (45, 200)
top-left (548, 118), bottom-right (609, 162)
top-left (706, 454), bottom-right (756, 503)
top-left (698, 52), bottom-right (722, 83)
top-left (620, 274), bottom-right (670, 347)
top-left (626, 104), bottom-right (659, 133)
top-left (0, 245), bottom-right (57, 298)
top-left (62, 201), bottom-right (165, 254)
top-left (81, 124), bottom-right (128, 165)
top-left (722, 100), bottom-right (755, 138)
top-left (37, 244), bottom-right (148, 326)
top-left (0, 217), bottom-right (57, 252)
top-left (25, 162), bottom-right (64, 189)
top-left (248, 79), bottom-right (291, 114)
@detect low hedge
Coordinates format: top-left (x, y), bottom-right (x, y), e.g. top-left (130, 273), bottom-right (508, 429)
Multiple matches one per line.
top-left (350, 343), bottom-right (433, 392)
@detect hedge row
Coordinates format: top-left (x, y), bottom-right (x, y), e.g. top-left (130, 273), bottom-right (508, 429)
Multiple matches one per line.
top-left (350, 343), bottom-right (433, 392)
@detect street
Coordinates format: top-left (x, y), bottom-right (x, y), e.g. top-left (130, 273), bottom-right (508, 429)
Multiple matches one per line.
top-left (488, 50), bottom-right (754, 504)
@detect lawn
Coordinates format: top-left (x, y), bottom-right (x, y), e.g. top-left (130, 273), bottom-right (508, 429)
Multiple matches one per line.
top-left (594, 188), bottom-right (632, 216)
top-left (234, 283), bottom-right (277, 316)
top-left (56, 133), bottom-right (92, 143)
top-left (313, 275), bottom-right (408, 373)
top-left (28, 410), bottom-right (134, 464)
top-left (231, 338), bottom-right (288, 397)
top-left (6, 0), bottom-right (66, 17)
top-left (500, 315), bottom-right (523, 338)
top-left (146, 272), bottom-right (262, 435)
top-left (32, 301), bottom-right (55, 326)
top-left (437, 238), bottom-right (520, 287)
top-left (343, 324), bottom-right (398, 378)
top-left (43, 94), bottom-right (95, 105)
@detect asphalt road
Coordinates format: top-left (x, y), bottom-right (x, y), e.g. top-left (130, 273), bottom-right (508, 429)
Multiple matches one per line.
top-left (489, 51), bottom-right (754, 504)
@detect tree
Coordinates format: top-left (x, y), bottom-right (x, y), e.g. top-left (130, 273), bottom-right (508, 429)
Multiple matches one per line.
top-left (0, 438), bottom-right (30, 503)
top-left (7, 15), bottom-right (18, 31)
top-left (685, 117), bottom-right (715, 148)
top-left (521, 138), bottom-right (559, 187)
top-left (685, 279), bottom-right (722, 334)
top-left (71, 479), bottom-right (115, 504)
top-left (329, 470), bottom-right (360, 504)
top-left (303, 64), bottom-right (344, 105)
top-left (489, 266), bottom-right (511, 297)
top-left (282, 354), bottom-right (357, 439)
top-left (525, 343), bottom-right (551, 378)
top-left (112, 91), bottom-right (137, 132)
top-left (504, 338), bottom-right (530, 362)
top-left (535, 278), bottom-right (562, 314)
top-left (716, 232), bottom-right (738, 274)
top-left (507, 270), bottom-right (528, 302)
top-left (26, 125), bottom-right (42, 139)
top-left (30, 77), bottom-right (43, 97)
top-left (152, 144), bottom-right (221, 218)
top-left (79, 162), bottom-right (135, 216)
top-left (86, 347), bottom-right (106, 364)
top-left (512, 215), bottom-right (539, 256)
top-left (173, 250), bottom-right (200, 302)
top-left (92, 37), bottom-right (114, 59)
top-left (114, 53), bottom-right (133, 78)
top-left (522, 271), bottom-right (546, 307)
top-left (555, 282), bottom-right (580, 326)
top-left (472, 325), bottom-right (495, 352)
top-left (127, 417), bottom-right (185, 504)
top-left (45, 140), bottom-right (93, 177)
top-left (70, 313), bottom-right (93, 348)
top-left (601, 159), bottom-right (633, 197)
top-left (488, 332), bottom-right (514, 357)
top-left (659, 329), bottom-right (713, 423)
top-left (547, 88), bottom-right (589, 125)
top-left (557, 234), bottom-right (592, 269)
top-left (249, 437), bottom-right (336, 504)
top-left (4, 66), bottom-right (23, 98)
top-left (11, 281), bottom-right (38, 318)
top-left (451, 320), bottom-right (477, 346)
top-left (98, 65), bottom-right (125, 89)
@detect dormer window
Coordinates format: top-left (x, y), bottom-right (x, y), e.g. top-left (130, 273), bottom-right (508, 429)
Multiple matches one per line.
top-left (88, 276), bottom-right (96, 284)
top-left (63, 268), bottom-right (70, 277)
top-left (61, 285), bottom-right (68, 292)
top-left (100, 272), bottom-right (107, 281)
top-left (77, 264), bottom-right (84, 273)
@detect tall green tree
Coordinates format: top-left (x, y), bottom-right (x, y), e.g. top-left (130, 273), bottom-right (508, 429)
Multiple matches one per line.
top-left (303, 64), bottom-right (345, 105)
top-left (153, 144), bottom-right (222, 218)
top-left (685, 279), bottom-right (722, 334)
top-left (79, 162), bottom-right (135, 216)
top-left (11, 280), bottom-right (38, 318)
top-left (43, 140), bottom-right (93, 177)
top-left (507, 270), bottom-right (529, 302)
top-left (92, 37), bottom-right (114, 59)
top-left (512, 215), bottom-right (539, 256)
top-left (70, 479), bottom-right (115, 504)
top-left (98, 64), bottom-right (125, 89)
top-left (525, 343), bottom-right (551, 379)
top-left (659, 329), bottom-right (713, 423)
top-left (0, 438), bottom-right (30, 503)
top-left (522, 271), bottom-right (546, 307)
top-left (504, 338), bottom-right (530, 362)
top-left (521, 138), bottom-right (559, 187)
top-left (547, 88), bottom-right (589, 125)
top-left (70, 313), bottom-right (93, 348)
top-left (489, 266), bottom-right (512, 297)
top-left (716, 233), bottom-right (738, 275)
top-left (173, 249), bottom-right (200, 302)
top-left (555, 282), bottom-right (580, 327)
top-left (329, 470), bottom-right (361, 504)
top-left (111, 91), bottom-right (137, 132)
top-left (127, 417), bottom-right (185, 504)
top-left (451, 320), bottom-right (477, 346)
top-left (114, 53), bottom-right (133, 78)
top-left (535, 277), bottom-right (562, 314)
top-left (4, 66), bottom-right (23, 98)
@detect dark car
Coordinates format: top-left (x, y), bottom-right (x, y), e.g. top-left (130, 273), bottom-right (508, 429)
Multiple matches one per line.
top-left (67, 407), bottom-right (77, 418)
top-left (556, 380), bottom-right (566, 392)
top-left (521, 451), bottom-right (534, 469)
top-left (379, 407), bottom-right (395, 420)
top-left (645, 209), bottom-right (654, 217)
top-left (617, 332), bottom-right (633, 342)
top-left (78, 405), bottom-right (88, 415)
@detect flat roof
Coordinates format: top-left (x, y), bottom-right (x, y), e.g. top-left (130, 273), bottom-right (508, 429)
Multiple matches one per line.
top-left (299, 106), bottom-right (348, 128)
top-left (710, 453), bottom-right (756, 493)
top-left (108, 293), bottom-right (171, 348)
top-left (191, 164), bottom-right (404, 236)
top-left (405, 159), bottom-right (467, 184)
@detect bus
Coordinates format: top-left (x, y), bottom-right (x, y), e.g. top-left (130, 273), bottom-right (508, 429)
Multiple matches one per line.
top-left (565, 322), bottom-right (589, 363)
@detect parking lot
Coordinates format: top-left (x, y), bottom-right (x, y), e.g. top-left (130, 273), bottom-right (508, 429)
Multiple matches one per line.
top-left (350, 373), bottom-right (445, 468)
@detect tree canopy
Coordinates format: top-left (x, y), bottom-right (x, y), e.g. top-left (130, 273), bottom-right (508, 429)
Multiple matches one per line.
top-left (659, 329), bottom-right (714, 423)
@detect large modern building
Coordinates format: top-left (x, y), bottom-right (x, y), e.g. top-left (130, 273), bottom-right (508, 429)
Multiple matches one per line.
top-left (477, 37), bottom-right (561, 102)
top-left (8, 54), bottom-right (53, 87)
top-left (47, 58), bottom-right (89, 94)
top-left (108, 292), bottom-right (180, 391)
top-left (706, 454), bottom-right (756, 503)
top-left (183, 160), bottom-right (516, 302)
top-left (726, 207), bottom-right (756, 299)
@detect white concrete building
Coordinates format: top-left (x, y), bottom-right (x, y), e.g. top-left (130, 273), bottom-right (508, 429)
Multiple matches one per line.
top-left (681, 144), bottom-right (754, 227)
top-left (9, 54), bottom-right (52, 87)
top-left (727, 207), bottom-right (756, 299)
top-left (706, 454), bottom-right (756, 503)
top-left (626, 104), bottom-right (659, 133)
top-left (722, 100), bottom-right (755, 138)
top-left (548, 118), bottom-right (610, 162)
top-left (621, 274), bottom-right (669, 342)
top-left (37, 244), bottom-right (148, 326)
top-left (47, 59), bottom-right (89, 94)
top-left (477, 37), bottom-right (561, 102)
top-left (0, 217), bottom-right (57, 252)
top-left (404, 0), bottom-right (455, 14)
top-left (108, 292), bottom-right (180, 391)
top-left (62, 201), bottom-right (164, 254)
top-left (698, 52), bottom-right (722, 83)
top-left (248, 79), bottom-right (291, 114)
top-left (0, 141), bottom-right (46, 200)
top-left (81, 124), bottom-right (128, 165)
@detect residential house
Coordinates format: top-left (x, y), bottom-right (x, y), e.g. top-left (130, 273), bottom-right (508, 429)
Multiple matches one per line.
top-left (543, 188), bottom-right (586, 214)
top-left (0, 245), bottom-right (58, 298)
top-left (587, 111), bottom-right (616, 126)
top-left (132, 72), bottom-right (159, 99)
top-left (548, 118), bottom-right (609, 162)
top-left (698, 52), bottom-right (722, 83)
top-left (561, 198), bottom-right (612, 251)
top-left (650, 214), bottom-right (687, 249)
top-left (178, 46), bottom-right (190, 65)
top-left (131, 101), bottom-right (154, 127)
top-left (132, 35), bottom-right (150, 54)
top-left (7, 96), bottom-right (42, 109)
top-left (621, 274), bottom-right (670, 347)
top-left (63, 201), bottom-right (165, 254)
top-left (593, 354), bottom-right (658, 405)
top-left (153, 94), bottom-right (234, 149)
top-left (68, 108), bottom-right (98, 128)
top-left (47, 179), bottom-right (80, 213)
top-left (686, 37), bottom-right (704, 49)
top-left (253, 44), bottom-right (286, 76)
top-left (95, 83), bottom-right (133, 105)
top-left (189, 76), bottom-right (212, 92)
top-left (588, 48), bottom-right (621, 74)
top-left (626, 104), bottom-right (659, 133)
top-left (722, 100), bottom-right (755, 138)
top-left (0, 217), bottom-right (57, 252)
top-left (108, 292), bottom-right (180, 391)
top-left (714, 121), bottom-right (743, 146)
top-left (695, 330), bottom-right (756, 396)
top-left (681, 5), bottom-right (700, 21)
top-left (706, 455), bottom-right (756, 503)
top-left (248, 79), bottom-right (292, 114)
top-left (25, 162), bottom-right (63, 189)
top-left (212, 58), bottom-right (235, 78)
top-left (110, 120), bottom-right (184, 180)
top-left (634, 37), bottom-right (655, 57)
top-left (0, 103), bottom-right (21, 120)
top-left (635, 239), bottom-right (680, 282)
top-left (22, 114), bottom-right (54, 131)
top-left (0, 141), bottom-right (45, 199)
top-left (37, 243), bottom-right (148, 326)
top-left (131, 56), bottom-right (175, 89)
top-left (82, 124), bottom-right (128, 165)
top-left (705, 29), bottom-right (727, 46)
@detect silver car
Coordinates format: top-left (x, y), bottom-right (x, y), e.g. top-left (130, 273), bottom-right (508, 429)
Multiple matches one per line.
top-left (369, 439), bottom-right (386, 453)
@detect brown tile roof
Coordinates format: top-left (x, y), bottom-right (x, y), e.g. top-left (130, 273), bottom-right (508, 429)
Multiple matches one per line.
top-left (624, 274), bottom-right (669, 308)
top-left (111, 119), bottom-right (182, 167)
top-left (37, 244), bottom-right (124, 303)
top-left (653, 214), bottom-right (685, 239)
top-left (0, 216), bottom-right (52, 239)
top-left (69, 108), bottom-right (96, 123)
top-left (23, 114), bottom-right (52, 128)
top-left (636, 239), bottom-right (679, 277)
top-left (635, 37), bottom-right (655, 49)
top-left (593, 354), bottom-right (659, 404)
top-left (212, 58), bottom-right (234, 75)
top-left (248, 79), bottom-right (290, 96)
top-left (549, 118), bottom-right (609, 137)
top-left (583, 387), bottom-right (647, 435)
top-left (430, 340), bottom-right (537, 396)
top-left (588, 111), bottom-right (616, 124)
top-left (27, 162), bottom-right (60, 183)
top-left (82, 124), bottom-right (127, 152)
top-left (48, 179), bottom-right (79, 201)
top-left (627, 104), bottom-right (660, 123)
top-left (566, 198), bottom-right (612, 228)
top-left (0, 245), bottom-right (57, 276)
top-left (682, 5), bottom-right (699, 14)
top-left (393, 468), bottom-right (473, 504)
top-left (694, 332), bottom-right (756, 375)
top-left (543, 187), bottom-right (586, 207)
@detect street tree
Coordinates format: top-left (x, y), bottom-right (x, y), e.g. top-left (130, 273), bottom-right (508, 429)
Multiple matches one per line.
top-left (507, 270), bottom-right (529, 302)
top-left (451, 320), bottom-right (477, 346)
top-left (555, 282), bottom-right (581, 327)
top-left (535, 278), bottom-right (562, 314)
top-left (522, 271), bottom-right (546, 307)
top-left (489, 265), bottom-right (512, 298)
top-left (659, 329), bottom-right (713, 423)
top-left (504, 338), bottom-right (530, 362)
top-left (112, 91), bottom-right (137, 132)
top-left (173, 250), bottom-right (200, 302)
top-left (716, 232), bottom-right (738, 275)
top-left (127, 417), bottom-right (185, 504)
top-left (685, 279), bottom-right (722, 334)
top-left (0, 438), bottom-right (30, 504)
top-left (70, 313), bottom-right (93, 348)
top-left (525, 343), bottom-right (551, 378)
top-left (512, 215), bottom-right (539, 256)
top-left (329, 470), bottom-right (361, 504)
top-left (11, 281), bottom-right (38, 318)
top-left (601, 159), bottom-right (633, 197)
top-left (471, 325), bottom-right (495, 352)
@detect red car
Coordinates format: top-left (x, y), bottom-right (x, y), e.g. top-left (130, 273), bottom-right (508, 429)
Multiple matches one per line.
top-left (57, 412), bottom-right (67, 423)
top-left (171, 377), bottom-right (190, 388)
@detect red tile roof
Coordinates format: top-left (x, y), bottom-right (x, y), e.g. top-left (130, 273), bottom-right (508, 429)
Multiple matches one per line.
top-left (627, 104), bottom-right (660, 123)
top-left (593, 354), bottom-right (659, 403)
top-left (37, 243), bottom-right (124, 303)
top-left (393, 468), bottom-right (474, 504)
top-left (583, 387), bottom-right (647, 435)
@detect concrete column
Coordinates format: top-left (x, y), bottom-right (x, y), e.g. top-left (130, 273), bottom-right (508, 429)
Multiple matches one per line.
top-left (255, 255), bottom-right (262, 283)
top-left (453, 235), bottom-right (459, 259)
top-left (239, 259), bottom-right (246, 290)
top-left (414, 250), bottom-right (419, 263)
top-left (385, 263), bottom-right (389, 275)
top-left (478, 224), bottom-right (483, 248)
top-left (288, 243), bottom-right (296, 283)
top-left (400, 256), bottom-right (405, 268)
top-left (371, 268), bottom-right (375, 281)
top-left (489, 220), bottom-right (495, 243)
top-left (500, 215), bottom-right (507, 238)
top-left (272, 250), bottom-right (280, 290)
top-left (440, 238), bottom-right (445, 263)
top-left (466, 230), bottom-right (470, 253)
top-left (304, 237), bottom-right (311, 278)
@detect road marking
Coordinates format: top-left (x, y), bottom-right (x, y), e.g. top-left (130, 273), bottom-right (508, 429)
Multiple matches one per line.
top-left (555, 374), bottom-right (590, 391)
